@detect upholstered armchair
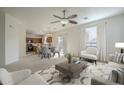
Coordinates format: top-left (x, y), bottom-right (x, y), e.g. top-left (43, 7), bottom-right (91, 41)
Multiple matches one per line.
top-left (80, 47), bottom-right (99, 64)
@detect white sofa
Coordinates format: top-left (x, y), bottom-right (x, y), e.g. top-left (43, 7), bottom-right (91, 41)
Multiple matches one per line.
top-left (0, 68), bottom-right (48, 85)
top-left (91, 61), bottom-right (124, 85)
top-left (91, 76), bottom-right (119, 85)
top-left (80, 47), bottom-right (99, 64)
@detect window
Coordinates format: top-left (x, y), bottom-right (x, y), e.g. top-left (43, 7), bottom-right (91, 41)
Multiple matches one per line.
top-left (58, 36), bottom-right (63, 44)
top-left (57, 36), bottom-right (64, 56)
top-left (85, 26), bottom-right (97, 47)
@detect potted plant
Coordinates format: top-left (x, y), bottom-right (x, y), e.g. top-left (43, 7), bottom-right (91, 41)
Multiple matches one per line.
top-left (65, 53), bottom-right (72, 64)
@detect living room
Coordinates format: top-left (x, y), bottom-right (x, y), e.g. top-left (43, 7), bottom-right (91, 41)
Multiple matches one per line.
top-left (0, 7), bottom-right (124, 85)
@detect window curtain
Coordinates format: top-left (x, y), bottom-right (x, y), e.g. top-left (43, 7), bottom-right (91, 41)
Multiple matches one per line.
top-left (97, 20), bottom-right (108, 62)
top-left (79, 27), bottom-right (85, 53)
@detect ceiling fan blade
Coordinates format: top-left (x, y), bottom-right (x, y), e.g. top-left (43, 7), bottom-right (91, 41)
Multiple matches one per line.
top-left (53, 15), bottom-right (63, 19)
top-left (50, 20), bottom-right (60, 24)
top-left (69, 20), bottom-right (78, 24)
top-left (67, 14), bottom-right (77, 19)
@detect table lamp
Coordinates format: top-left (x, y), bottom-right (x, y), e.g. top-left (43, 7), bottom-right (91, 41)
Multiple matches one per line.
top-left (115, 42), bottom-right (124, 53)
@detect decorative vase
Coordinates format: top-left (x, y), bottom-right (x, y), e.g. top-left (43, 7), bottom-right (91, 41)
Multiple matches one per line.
top-left (65, 53), bottom-right (72, 64)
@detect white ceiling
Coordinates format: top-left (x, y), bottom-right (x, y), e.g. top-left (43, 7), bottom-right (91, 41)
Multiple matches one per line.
top-left (0, 7), bottom-right (124, 34)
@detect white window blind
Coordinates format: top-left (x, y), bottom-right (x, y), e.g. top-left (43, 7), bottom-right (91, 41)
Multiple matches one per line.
top-left (85, 26), bottom-right (97, 47)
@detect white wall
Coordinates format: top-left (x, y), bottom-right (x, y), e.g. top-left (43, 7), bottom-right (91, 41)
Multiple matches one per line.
top-left (26, 33), bottom-right (42, 38)
top-left (5, 14), bottom-right (26, 64)
top-left (106, 14), bottom-right (124, 54)
top-left (53, 13), bottom-right (124, 57)
top-left (5, 14), bottom-right (26, 65)
top-left (0, 11), bottom-right (5, 67)
top-left (0, 12), bottom-right (26, 66)
top-left (82, 14), bottom-right (124, 55)
top-left (5, 14), bottom-right (19, 64)
top-left (53, 26), bottom-right (82, 56)
top-left (19, 24), bottom-right (26, 58)
top-left (64, 27), bottom-right (81, 56)
top-left (53, 30), bottom-right (68, 53)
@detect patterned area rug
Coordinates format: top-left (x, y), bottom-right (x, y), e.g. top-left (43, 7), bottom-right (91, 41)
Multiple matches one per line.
top-left (35, 62), bottom-right (117, 85)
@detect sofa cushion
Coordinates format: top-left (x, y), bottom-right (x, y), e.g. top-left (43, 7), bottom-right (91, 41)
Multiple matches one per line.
top-left (81, 53), bottom-right (97, 60)
top-left (86, 47), bottom-right (98, 55)
top-left (0, 68), bottom-right (13, 85)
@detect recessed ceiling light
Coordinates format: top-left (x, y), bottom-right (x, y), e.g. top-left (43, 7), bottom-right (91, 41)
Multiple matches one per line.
top-left (84, 17), bottom-right (88, 20)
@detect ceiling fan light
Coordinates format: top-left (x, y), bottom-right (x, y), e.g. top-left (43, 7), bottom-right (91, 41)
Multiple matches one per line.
top-left (60, 19), bottom-right (68, 24)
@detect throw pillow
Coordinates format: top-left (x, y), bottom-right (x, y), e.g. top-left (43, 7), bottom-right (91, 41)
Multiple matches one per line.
top-left (117, 70), bottom-right (124, 84)
top-left (113, 52), bottom-right (124, 64)
top-left (117, 69), bottom-right (124, 84)
top-left (109, 69), bottom-right (124, 84)
top-left (0, 68), bottom-right (13, 85)
top-left (108, 70), bottom-right (118, 82)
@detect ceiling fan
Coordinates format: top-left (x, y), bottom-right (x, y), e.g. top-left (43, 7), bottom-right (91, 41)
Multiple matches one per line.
top-left (51, 10), bottom-right (78, 27)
